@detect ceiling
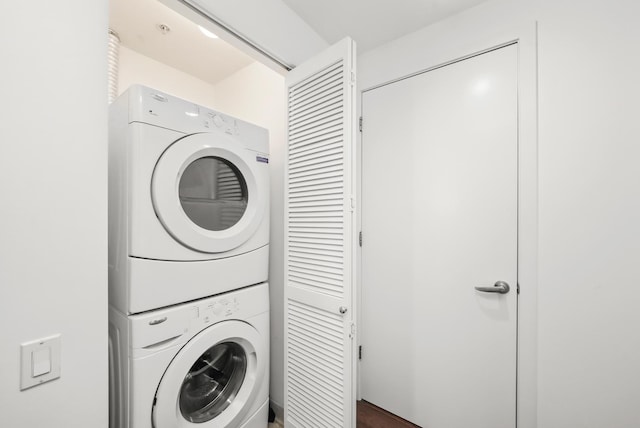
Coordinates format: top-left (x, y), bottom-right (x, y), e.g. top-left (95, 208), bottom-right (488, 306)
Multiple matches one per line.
top-left (110, 0), bottom-right (491, 85)
top-left (109, 0), bottom-right (255, 86)
top-left (282, 0), bottom-right (491, 53)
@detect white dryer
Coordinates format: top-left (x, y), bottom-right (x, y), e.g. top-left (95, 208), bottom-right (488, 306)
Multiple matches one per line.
top-left (109, 86), bottom-right (270, 314)
top-left (109, 283), bottom-right (269, 428)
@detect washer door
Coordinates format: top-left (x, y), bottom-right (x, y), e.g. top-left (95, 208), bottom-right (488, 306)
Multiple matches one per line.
top-left (153, 320), bottom-right (266, 428)
top-left (152, 133), bottom-right (266, 253)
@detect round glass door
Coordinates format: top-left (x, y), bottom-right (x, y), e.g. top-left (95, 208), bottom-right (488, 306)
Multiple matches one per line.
top-left (151, 133), bottom-right (267, 254)
top-left (179, 342), bottom-right (247, 423)
top-left (152, 320), bottom-right (266, 428)
top-left (179, 157), bottom-right (248, 232)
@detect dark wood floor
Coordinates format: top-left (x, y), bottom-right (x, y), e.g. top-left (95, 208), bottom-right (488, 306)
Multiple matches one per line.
top-left (357, 400), bottom-right (420, 428)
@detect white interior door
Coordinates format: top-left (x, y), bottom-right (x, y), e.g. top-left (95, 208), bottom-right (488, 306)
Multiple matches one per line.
top-left (360, 44), bottom-right (518, 427)
top-left (284, 38), bottom-right (357, 428)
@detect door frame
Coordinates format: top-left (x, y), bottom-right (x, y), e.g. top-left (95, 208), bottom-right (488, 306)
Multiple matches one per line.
top-left (356, 20), bottom-right (538, 428)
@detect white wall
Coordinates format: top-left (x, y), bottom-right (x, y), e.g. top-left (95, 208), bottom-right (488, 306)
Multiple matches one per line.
top-left (0, 2), bottom-right (108, 428)
top-left (118, 48), bottom-right (287, 410)
top-left (118, 45), bottom-right (218, 107)
top-left (211, 62), bottom-right (287, 412)
top-left (536, 1), bottom-right (640, 426)
top-left (359, 0), bottom-right (640, 426)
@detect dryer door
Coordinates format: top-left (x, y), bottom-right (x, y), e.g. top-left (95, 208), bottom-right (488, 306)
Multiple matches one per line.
top-left (153, 320), bottom-right (266, 428)
top-left (152, 132), bottom-right (267, 253)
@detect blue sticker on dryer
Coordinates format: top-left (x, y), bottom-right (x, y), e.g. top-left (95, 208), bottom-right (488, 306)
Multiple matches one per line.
top-left (256, 156), bottom-right (269, 163)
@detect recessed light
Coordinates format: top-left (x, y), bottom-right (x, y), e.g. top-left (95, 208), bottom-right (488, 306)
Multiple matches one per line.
top-left (198, 25), bottom-right (218, 39)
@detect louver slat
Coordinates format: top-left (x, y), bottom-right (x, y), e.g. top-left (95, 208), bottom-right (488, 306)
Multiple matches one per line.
top-left (289, 254), bottom-right (343, 270)
top-left (289, 86), bottom-right (342, 120)
top-left (289, 100), bottom-right (342, 130)
top-left (290, 129), bottom-right (343, 151)
top-left (290, 140), bottom-right (343, 164)
top-left (289, 111), bottom-right (343, 140)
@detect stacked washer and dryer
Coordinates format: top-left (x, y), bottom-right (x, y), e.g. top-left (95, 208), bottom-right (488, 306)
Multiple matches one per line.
top-left (108, 85), bottom-right (270, 428)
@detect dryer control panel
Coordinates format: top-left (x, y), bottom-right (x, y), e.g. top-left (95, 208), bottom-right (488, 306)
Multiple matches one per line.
top-left (139, 87), bottom-right (238, 135)
top-left (124, 85), bottom-right (269, 154)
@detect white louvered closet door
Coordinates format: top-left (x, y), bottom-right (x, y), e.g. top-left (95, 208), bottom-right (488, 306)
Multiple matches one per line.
top-left (284, 38), bottom-right (357, 428)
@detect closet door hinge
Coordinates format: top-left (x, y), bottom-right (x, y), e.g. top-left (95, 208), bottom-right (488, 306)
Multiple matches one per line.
top-left (359, 231), bottom-right (362, 247)
top-left (359, 116), bottom-right (363, 132)
top-left (358, 345), bottom-right (362, 360)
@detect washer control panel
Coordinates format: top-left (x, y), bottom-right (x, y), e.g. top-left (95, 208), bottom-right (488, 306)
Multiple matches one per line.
top-left (198, 296), bottom-right (241, 326)
top-left (209, 297), bottom-right (240, 316)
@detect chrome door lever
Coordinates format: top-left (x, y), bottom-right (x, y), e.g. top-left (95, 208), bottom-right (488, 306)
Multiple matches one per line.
top-left (475, 281), bottom-right (510, 294)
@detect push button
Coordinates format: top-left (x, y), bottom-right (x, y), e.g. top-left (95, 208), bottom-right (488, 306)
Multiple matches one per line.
top-left (32, 348), bottom-right (51, 377)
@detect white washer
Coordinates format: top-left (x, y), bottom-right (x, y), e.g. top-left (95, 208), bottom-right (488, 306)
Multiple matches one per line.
top-left (109, 283), bottom-right (269, 428)
top-left (109, 85), bottom-right (270, 314)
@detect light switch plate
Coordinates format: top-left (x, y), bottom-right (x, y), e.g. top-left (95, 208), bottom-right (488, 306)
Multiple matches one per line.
top-left (20, 334), bottom-right (61, 391)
